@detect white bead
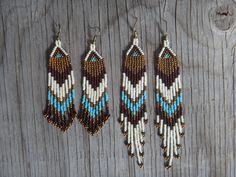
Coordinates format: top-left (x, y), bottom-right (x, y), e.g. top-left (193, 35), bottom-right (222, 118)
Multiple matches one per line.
top-left (144, 72), bottom-right (147, 86)
top-left (91, 87), bottom-right (94, 103)
top-left (164, 40), bottom-right (169, 47)
top-left (178, 119), bottom-right (183, 134)
top-left (160, 119), bottom-right (163, 135)
top-left (133, 38), bottom-right (138, 45)
top-left (141, 76), bottom-right (144, 91)
top-left (163, 124), bottom-right (167, 147)
top-left (55, 39), bottom-right (62, 47)
top-left (62, 84), bottom-right (65, 98)
top-left (68, 75), bottom-right (71, 89)
top-left (125, 76), bottom-right (128, 91)
top-left (178, 76), bottom-right (182, 89)
top-left (136, 82), bottom-right (139, 98)
top-left (173, 127), bottom-right (178, 155)
top-left (122, 73), bottom-right (126, 87)
top-left (156, 75), bottom-right (159, 90)
top-left (134, 127), bottom-right (138, 150)
top-left (172, 83), bottom-right (176, 97)
top-left (131, 125), bottom-right (134, 154)
top-left (181, 116), bottom-right (185, 124)
top-left (169, 130), bottom-right (173, 166)
top-left (48, 73), bottom-right (51, 86)
top-left (156, 115), bottom-right (160, 124)
top-left (128, 122), bottom-right (131, 144)
top-left (120, 113), bottom-right (124, 122)
top-left (167, 126), bottom-right (171, 157)
top-left (97, 86), bottom-right (100, 101)
top-left (71, 71), bottom-right (75, 85)
top-left (141, 117), bottom-right (145, 133)
top-left (128, 80), bottom-right (131, 95)
top-left (159, 78), bottom-right (161, 92)
top-left (124, 117), bottom-right (127, 132)
top-left (131, 85), bottom-right (134, 101)
top-left (90, 44), bottom-right (96, 50)
top-left (144, 112), bottom-right (148, 121)
top-left (82, 77), bottom-right (86, 91)
top-left (136, 125), bottom-right (142, 152)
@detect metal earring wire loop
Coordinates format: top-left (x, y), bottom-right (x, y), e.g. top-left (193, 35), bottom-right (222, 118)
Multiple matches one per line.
top-left (131, 15), bottom-right (138, 38)
top-left (55, 23), bottom-right (61, 40)
top-left (89, 25), bottom-right (101, 44)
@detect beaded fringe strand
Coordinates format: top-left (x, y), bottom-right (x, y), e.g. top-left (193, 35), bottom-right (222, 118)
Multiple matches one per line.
top-left (78, 43), bottom-right (110, 135)
top-left (155, 34), bottom-right (185, 168)
top-left (43, 39), bottom-right (76, 131)
top-left (120, 37), bottom-right (147, 167)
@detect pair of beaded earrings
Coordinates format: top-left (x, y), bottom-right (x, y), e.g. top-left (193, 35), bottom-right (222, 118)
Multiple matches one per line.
top-left (43, 25), bottom-right (109, 134)
top-left (119, 25), bottom-right (184, 168)
top-left (43, 21), bottom-right (184, 169)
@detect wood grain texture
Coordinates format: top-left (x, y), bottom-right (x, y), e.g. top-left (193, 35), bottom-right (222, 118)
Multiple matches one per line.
top-left (0, 0), bottom-right (236, 176)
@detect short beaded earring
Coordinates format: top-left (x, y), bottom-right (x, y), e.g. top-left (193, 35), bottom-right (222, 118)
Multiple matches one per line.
top-left (119, 18), bottom-right (147, 167)
top-left (43, 24), bottom-right (76, 131)
top-left (78, 27), bottom-right (110, 135)
top-left (155, 33), bottom-right (185, 168)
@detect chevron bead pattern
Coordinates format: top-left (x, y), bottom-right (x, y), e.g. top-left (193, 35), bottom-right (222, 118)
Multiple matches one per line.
top-left (155, 36), bottom-right (185, 168)
top-left (78, 43), bottom-right (110, 135)
top-left (120, 37), bottom-right (147, 167)
top-left (43, 39), bottom-right (76, 131)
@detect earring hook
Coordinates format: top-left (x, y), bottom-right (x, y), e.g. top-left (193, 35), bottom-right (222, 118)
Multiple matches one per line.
top-left (131, 15), bottom-right (138, 38)
top-left (55, 23), bottom-right (61, 40)
top-left (89, 25), bottom-right (101, 44)
top-left (162, 18), bottom-right (168, 34)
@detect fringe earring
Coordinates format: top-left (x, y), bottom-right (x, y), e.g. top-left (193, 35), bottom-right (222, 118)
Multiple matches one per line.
top-left (155, 33), bottom-right (185, 168)
top-left (43, 25), bottom-right (76, 131)
top-left (78, 32), bottom-right (110, 135)
top-left (120, 24), bottom-right (147, 167)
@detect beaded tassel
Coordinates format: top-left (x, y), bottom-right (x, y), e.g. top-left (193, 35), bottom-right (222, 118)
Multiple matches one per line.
top-left (78, 41), bottom-right (110, 135)
top-left (155, 34), bottom-right (185, 168)
top-left (43, 39), bottom-right (76, 131)
top-left (120, 32), bottom-right (147, 167)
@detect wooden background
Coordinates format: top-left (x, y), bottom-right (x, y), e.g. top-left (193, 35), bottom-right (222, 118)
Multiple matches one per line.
top-left (0, 0), bottom-right (236, 176)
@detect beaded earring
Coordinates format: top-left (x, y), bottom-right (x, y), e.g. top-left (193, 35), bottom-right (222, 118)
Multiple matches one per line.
top-left (43, 24), bottom-right (76, 131)
top-left (120, 18), bottom-right (147, 167)
top-left (78, 27), bottom-right (110, 135)
top-left (155, 33), bottom-right (185, 168)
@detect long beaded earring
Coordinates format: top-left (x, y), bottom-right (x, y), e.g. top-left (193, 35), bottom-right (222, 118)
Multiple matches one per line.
top-left (78, 27), bottom-right (110, 135)
top-left (120, 18), bottom-right (147, 167)
top-left (43, 24), bottom-right (76, 131)
top-left (155, 33), bottom-right (185, 168)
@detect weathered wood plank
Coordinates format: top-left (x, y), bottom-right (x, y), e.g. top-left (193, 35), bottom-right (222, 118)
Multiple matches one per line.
top-left (0, 0), bottom-right (236, 176)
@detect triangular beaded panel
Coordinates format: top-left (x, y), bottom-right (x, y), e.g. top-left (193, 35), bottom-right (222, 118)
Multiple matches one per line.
top-left (120, 44), bottom-right (147, 167)
top-left (78, 50), bottom-right (110, 135)
top-left (43, 45), bottom-right (76, 131)
top-left (155, 46), bottom-right (185, 168)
